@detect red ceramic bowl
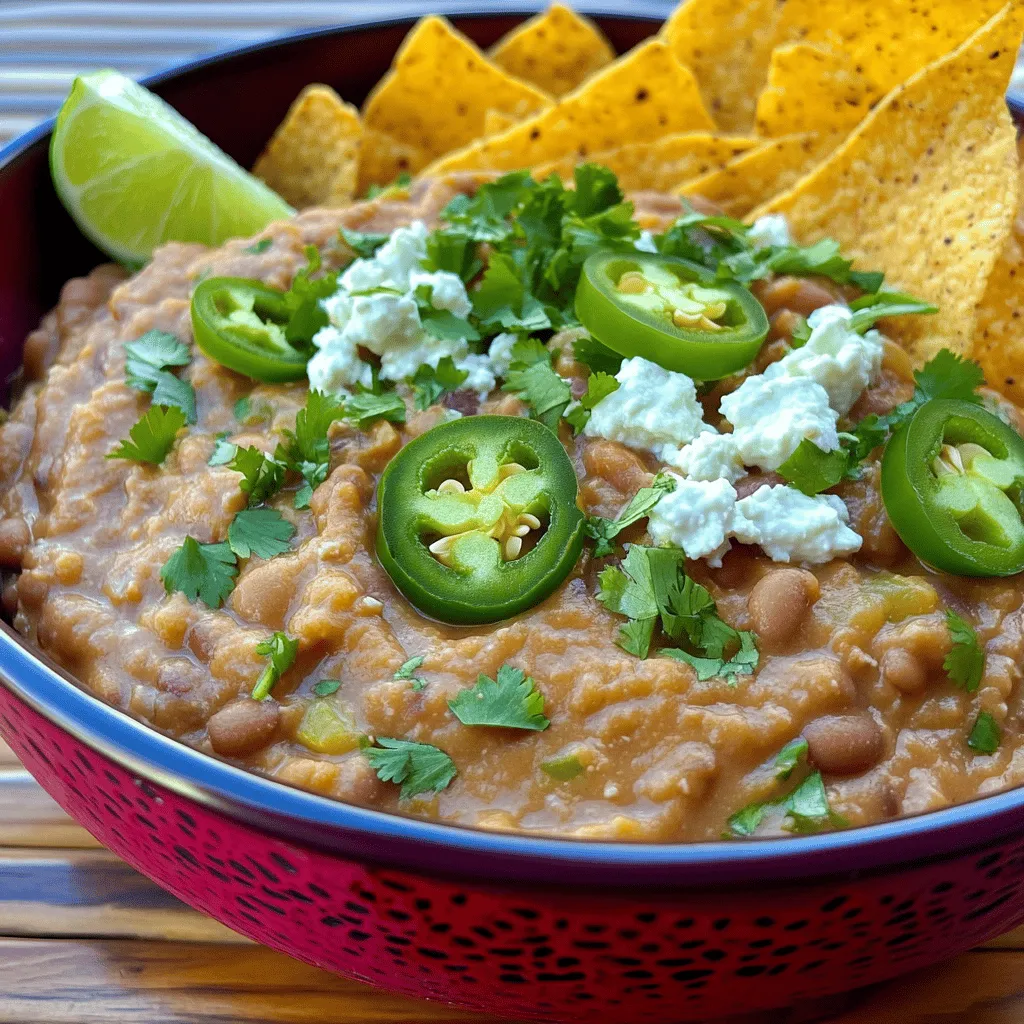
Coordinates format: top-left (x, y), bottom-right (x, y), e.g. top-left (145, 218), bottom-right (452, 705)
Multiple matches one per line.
top-left (3, 9), bottom-right (1024, 1022)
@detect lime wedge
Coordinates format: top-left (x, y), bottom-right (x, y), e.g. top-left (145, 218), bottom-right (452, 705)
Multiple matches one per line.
top-left (50, 70), bottom-right (293, 266)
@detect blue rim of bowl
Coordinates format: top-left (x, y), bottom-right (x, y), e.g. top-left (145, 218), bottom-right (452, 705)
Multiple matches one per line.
top-left (3, 7), bottom-right (1024, 890)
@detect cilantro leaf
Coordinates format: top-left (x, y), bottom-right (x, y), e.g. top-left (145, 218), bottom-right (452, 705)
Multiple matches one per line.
top-left (502, 357), bottom-right (571, 430)
top-left (448, 664), bottom-right (550, 731)
top-left (585, 472), bottom-right (676, 557)
top-left (228, 445), bottom-right (286, 506)
top-left (150, 372), bottom-right (197, 424)
top-left (569, 163), bottom-right (623, 217)
top-left (564, 370), bottom-right (619, 433)
top-left (275, 390), bottom-right (347, 508)
top-left (541, 754), bottom-right (585, 781)
top-left (472, 252), bottom-right (551, 332)
top-left (227, 507), bottom-right (295, 559)
top-left (363, 737), bottom-right (457, 799)
top-left (123, 330), bottom-right (196, 423)
top-left (208, 435), bottom-right (237, 465)
top-left (442, 171), bottom-right (534, 242)
top-left (913, 349), bottom-right (986, 403)
top-left (968, 712), bottom-right (1001, 754)
top-left (394, 655), bottom-right (427, 691)
top-left (572, 334), bottom-right (623, 376)
top-left (617, 617), bottom-right (656, 659)
top-left (107, 405), bottom-right (186, 465)
top-left (313, 679), bottom-right (341, 697)
top-left (234, 395), bottom-right (275, 426)
top-left (778, 439), bottom-right (851, 495)
top-left (243, 238), bottom-right (273, 255)
top-left (847, 291), bottom-right (938, 333)
top-left (411, 357), bottom-right (469, 410)
top-left (281, 246), bottom-right (339, 345)
top-left (252, 631), bottom-right (298, 700)
top-left (344, 388), bottom-right (406, 428)
top-left (944, 609), bottom-right (985, 693)
top-left (727, 768), bottom-right (844, 838)
top-left (160, 536), bottom-right (238, 608)
top-left (663, 632), bottom-right (759, 683)
top-left (363, 171), bottom-right (412, 202)
top-left (423, 229), bottom-right (482, 282)
top-left (340, 226), bottom-right (389, 258)
top-left (596, 544), bottom-right (662, 624)
top-left (774, 737), bottom-right (809, 780)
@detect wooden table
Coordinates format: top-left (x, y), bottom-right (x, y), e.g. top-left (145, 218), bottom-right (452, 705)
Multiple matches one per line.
top-left (0, 735), bottom-right (1020, 1023)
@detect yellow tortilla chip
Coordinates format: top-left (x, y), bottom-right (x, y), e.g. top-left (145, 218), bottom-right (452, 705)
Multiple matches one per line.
top-left (974, 158), bottom-right (1024, 404)
top-left (754, 43), bottom-right (883, 138)
top-left (356, 130), bottom-right (427, 197)
top-left (535, 133), bottom-right (759, 192)
top-left (252, 85), bottom-right (362, 208)
top-left (756, 3), bottom-right (1024, 361)
top-left (662, 0), bottom-right (785, 132)
top-left (679, 134), bottom-right (830, 217)
top-left (361, 15), bottom-right (551, 182)
top-left (426, 40), bottom-right (716, 176)
top-left (483, 109), bottom-right (521, 136)
top-left (489, 4), bottom-right (616, 97)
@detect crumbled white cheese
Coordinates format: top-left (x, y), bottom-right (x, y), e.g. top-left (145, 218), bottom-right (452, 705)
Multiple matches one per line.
top-left (341, 221), bottom-right (429, 293)
top-left (732, 484), bottom-right (862, 564)
top-left (485, 332), bottom-right (519, 378)
top-left (747, 214), bottom-right (792, 250)
top-left (635, 230), bottom-right (659, 254)
top-left (584, 357), bottom-right (709, 457)
top-left (764, 304), bottom-right (885, 415)
top-left (408, 269), bottom-right (473, 317)
top-left (720, 375), bottom-right (839, 471)
top-left (647, 475), bottom-right (737, 563)
top-left (664, 430), bottom-right (745, 484)
top-left (456, 352), bottom-right (498, 399)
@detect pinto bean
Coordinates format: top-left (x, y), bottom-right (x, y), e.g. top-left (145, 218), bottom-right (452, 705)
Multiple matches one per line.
top-left (0, 518), bottom-right (30, 569)
top-left (208, 699), bottom-right (280, 757)
top-left (734, 472), bottom-right (786, 500)
top-left (804, 715), bottom-right (885, 775)
top-left (747, 569), bottom-right (820, 647)
top-left (752, 275), bottom-right (843, 319)
top-left (880, 648), bottom-right (929, 694)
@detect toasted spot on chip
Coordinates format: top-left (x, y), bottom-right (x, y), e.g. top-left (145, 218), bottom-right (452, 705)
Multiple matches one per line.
top-left (755, 43), bottom-right (883, 138)
top-left (425, 40), bottom-right (716, 176)
top-left (535, 132), bottom-right (759, 192)
top-left (662, 0), bottom-right (785, 132)
top-left (252, 85), bottom-right (362, 209)
top-left (483, 109), bottom-right (521, 136)
top-left (489, 4), bottom-right (616, 97)
top-left (679, 134), bottom-right (828, 217)
top-left (357, 129), bottom-right (427, 197)
top-left (974, 156), bottom-right (1024, 405)
top-left (756, 3), bottom-right (1024, 361)
top-left (360, 15), bottom-right (551, 184)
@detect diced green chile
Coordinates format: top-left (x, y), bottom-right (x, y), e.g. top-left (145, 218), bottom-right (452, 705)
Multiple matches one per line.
top-left (191, 277), bottom-right (307, 382)
top-left (376, 416), bottom-right (585, 624)
top-left (574, 251), bottom-right (769, 380)
top-left (881, 398), bottom-right (1024, 576)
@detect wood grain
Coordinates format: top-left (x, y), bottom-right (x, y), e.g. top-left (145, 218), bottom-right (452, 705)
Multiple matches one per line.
top-left (0, 768), bottom-right (101, 848)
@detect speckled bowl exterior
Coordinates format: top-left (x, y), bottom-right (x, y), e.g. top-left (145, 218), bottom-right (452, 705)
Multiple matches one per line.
top-left (3, 9), bottom-right (1024, 1022)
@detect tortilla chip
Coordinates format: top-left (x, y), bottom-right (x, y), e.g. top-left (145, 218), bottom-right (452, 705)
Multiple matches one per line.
top-left (535, 133), bottom-right (759, 192)
top-left (356, 130), bottom-right (427, 197)
top-left (756, 3), bottom-right (1024, 362)
top-left (426, 40), bottom-right (716, 176)
top-left (679, 134), bottom-right (831, 217)
top-left (754, 43), bottom-right (883, 138)
top-left (974, 159), bottom-right (1024, 404)
top-left (483, 109), bottom-right (521, 136)
top-left (361, 15), bottom-right (551, 181)
top-left (252, 85), bottom-right (362, 208)
top-left (489, 4), bottom-right (616, 98)
top-left (662, 0), bottom-right (785, 132)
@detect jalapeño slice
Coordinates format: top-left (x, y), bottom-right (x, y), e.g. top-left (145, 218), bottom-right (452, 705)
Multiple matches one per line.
top-left (574, 251), bottom-right (769, 380)
top-left (881, 398), bottom-right (1024, 577)
top-left (376, 416), bottom-right (585, 624)
top-left (191, 276), bottom-right (307, 383)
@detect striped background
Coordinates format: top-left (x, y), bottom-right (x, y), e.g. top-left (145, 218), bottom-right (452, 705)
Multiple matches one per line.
top-left (1, 2), bottom-right (1022, 148)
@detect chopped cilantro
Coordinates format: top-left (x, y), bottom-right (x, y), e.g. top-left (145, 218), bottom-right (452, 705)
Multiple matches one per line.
top-left (847, 291), bottom-right (938, 333)
top-left (727, 768), bottom-right (844, 838)
top-left (944, 609), bottom-right (985, 693)
top-left (313, 679), bottom-right (341, 697)
top-left (394, 655), bottom-right (427, 691)
top-left (122, 330), bottom-right (196, 423)
top-left (423, 230), bottom-right (482, 282)
top-left (502, 342), bottom-right (571, 430)
top-left (252, 631), bottom-right (298, 701)
top-left (280, 246), bottom-right (339, 345)
top-left (228, 445), bottom-right (286, 506)
top-left (208, 435), bottom-right (237, 466)
top-left (411, 357), bottom-right (469, 410)
top-left (234, 395), bottom-right (275, 426)
top-left (363, 171), bottom-right (412, 202)
top-left (472, 252), bottom-right (551, 332)
top-left (585, 472), bottom-right (676, 557)
top-left (968, 712), bottom-right (1001, 754)
top-left (107, 405), bottom-right (186, 465)
top-left (448, 664), bottom-right (550, 731)
top-left (339, 226), bottom-right (389, 258)
top-left (363, 737), bottom-right (457, 799)
top-left (778, 438), bottom-right (850, 495)
top-left (790, 315), bottom-right (812, 347)
top-left (663, 632), bottom-right (759, 683)
top-left (572, 334), bottom-right (623, 376)
top-left (541, 754), bottom-right (585, 781)
top-left (160, 536), bottom-right (238, 608)
top-left (344, 388), bottom-right (406, 428)
top-left (774, 737), bottom-right (809, 780)
top-left (275, 390), bottom-right (347, 508)
top-left (227, 507), bottom-right (295, 560)
top-left (243, 238), bottom-right (273, 255)
top-left (564, 370), bottom-right (619, 433)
